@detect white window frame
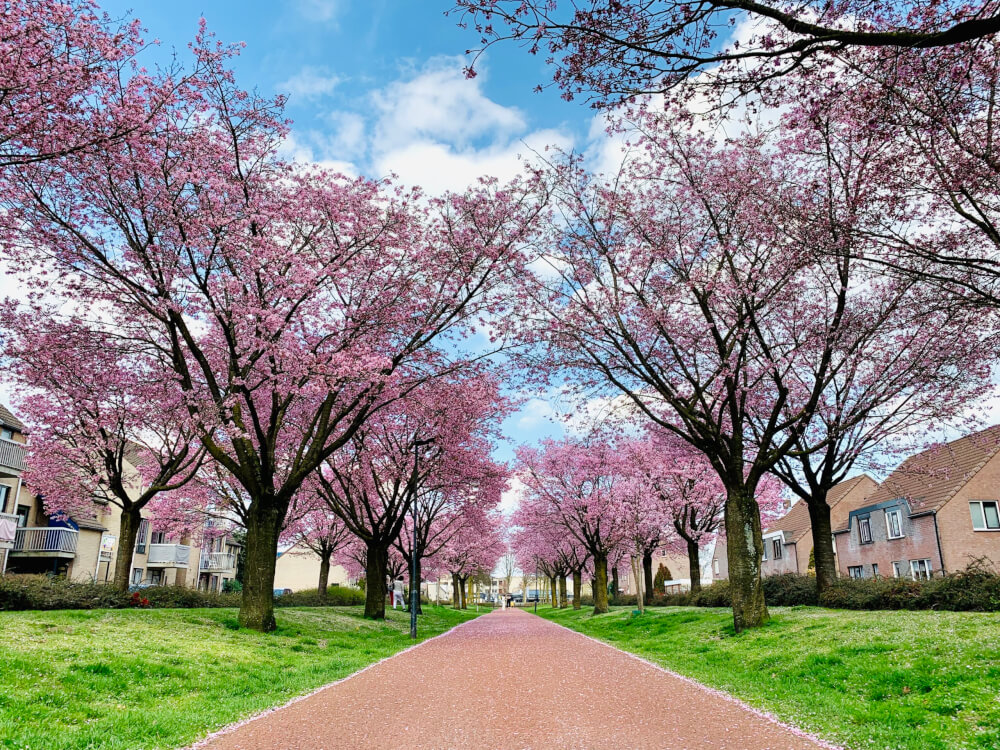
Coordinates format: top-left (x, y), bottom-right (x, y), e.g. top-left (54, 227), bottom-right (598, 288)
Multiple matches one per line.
top-left (761, 544), bottom-right (768, 561)
top-left (858, 517), bottom-right (873, 544)
top-left (872, 563), bottom-right (879, 577)
top-left (848, 565), bottom-right (864, 579)
top-left (884, 509), bottom-right (904, 539)
top-left (970, 500), bottom-right (1000, 531)
top-left (892, 561), bottom-right (904, 578)
top-left (131, 568), bottom-right (143, 585)
top-left (772, 538), bottom-right (783, 560)
top-left (910, 559), bottom-right (933, 581)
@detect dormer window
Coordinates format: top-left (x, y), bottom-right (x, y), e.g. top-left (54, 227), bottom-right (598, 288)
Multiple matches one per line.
top-left (0, 427), bottom-right (13, 441)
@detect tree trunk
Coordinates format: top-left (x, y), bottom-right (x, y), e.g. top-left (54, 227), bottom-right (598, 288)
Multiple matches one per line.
top-left (559, 574), bottom-right (567, 608)
top-left (610, 565), bottom-right (620, 603)
top-left (451, 573), bottom-right (460, 607)
top-left (466, 576), bottom-right (472, 609)
top-left (572, 570), bottom-right (582, 610)
top-left (318, 550), bottom-right (331, 601)
top-left (113, 505), bottom-right (142, 593)
top-left (239, 503), bottom-right (284, 632)
top-left (631, 555), bottom-right (645, 614)
top-left (725, 486), bottom-right (769, 633)
top-left (459, 576), bottom-right (468, 609)
top-left (687, 538), bottom-right (702, 593)
top-left (548, 576), bottom-right (556, 605)
top-left (363, 542), bottom-right (388, 620)
top-left (642, 550), bottom-right (654, 605)
top-left (593, 553), bottom-right (609, 614)
top-left (806, 492), bottom-right (837, 595)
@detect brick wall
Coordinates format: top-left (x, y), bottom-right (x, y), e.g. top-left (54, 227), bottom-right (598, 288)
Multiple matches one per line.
top-left (935, 452), bottom-right (1000, 572)
top-left (834, 500), bottom-right (942, 578)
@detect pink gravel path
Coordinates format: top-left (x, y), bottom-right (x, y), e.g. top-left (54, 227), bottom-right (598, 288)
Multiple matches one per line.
top-left (192, 608), bottom-right (839, 750)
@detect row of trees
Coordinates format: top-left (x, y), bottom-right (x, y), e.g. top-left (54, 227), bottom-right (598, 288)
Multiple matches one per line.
top-left (456, 0), bottom-right (1000, 632)
top-left (0, 2), bottom-right (515, 630)
top-left (511, 430), bottom-right (782, 615)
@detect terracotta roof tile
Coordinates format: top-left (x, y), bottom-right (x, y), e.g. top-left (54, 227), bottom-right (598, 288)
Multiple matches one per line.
top-left (866, 425), bottom-right (1000, 515)
top-left (0, 403), bottom-right (25, 432)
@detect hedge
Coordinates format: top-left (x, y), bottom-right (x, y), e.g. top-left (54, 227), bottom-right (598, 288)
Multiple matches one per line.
top-left (656, 569), bottom-right (1000, 612)
top-left (0, 575), bottom-right (366, 612)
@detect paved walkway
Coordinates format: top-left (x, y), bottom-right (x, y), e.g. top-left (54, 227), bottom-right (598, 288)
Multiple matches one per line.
top-left (194, 609), bottom-right (837, 750)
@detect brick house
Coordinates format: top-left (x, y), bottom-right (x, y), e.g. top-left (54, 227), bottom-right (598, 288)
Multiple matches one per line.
top-left (760, 475), bottom-right (877, 576)
top-left (834, 426), bottom-right (1000, 580)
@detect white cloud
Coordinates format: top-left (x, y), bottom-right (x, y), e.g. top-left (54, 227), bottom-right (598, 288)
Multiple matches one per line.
top-left (297, 0), bottom-right (341, 23)
top-left (373, 58), bottom-right (528, 151)
top-left (278, 66), bottom-right (341, 101)
top-left (516, 398), bottom-right (557, 431)
top-left (500, 475), bottom-right (525, 514)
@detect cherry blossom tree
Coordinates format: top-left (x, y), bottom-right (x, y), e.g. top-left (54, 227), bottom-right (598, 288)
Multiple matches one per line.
top-left (440, 510), bottom-right (506, 609)
top-left (516, 436), bottom-right (632, 614)
top-left (279, 496), bottom-right (352, 600)
top-left (3, 318), bottom-right (203, 591)
top-left (514, 103), bottom-right (988, 629)
top-left (455, 1), bottom-right (1000, 109)
top-left (0, 27), bottom-right (540, 630)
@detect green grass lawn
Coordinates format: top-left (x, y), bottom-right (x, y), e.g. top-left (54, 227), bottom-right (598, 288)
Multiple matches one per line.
top-left (537, 605), bottom-right (1000, 750)
top-left (0, 605), bottom-right (477, 750)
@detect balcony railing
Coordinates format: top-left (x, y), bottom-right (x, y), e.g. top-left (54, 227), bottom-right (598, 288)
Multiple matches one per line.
top-left (200, 551), bottom-right (236, 572)
top-left (0, 439), bottom-right (25, 475)
top-left (0, 512), bottom-right (18, 550)
top-left (12, 527), bottom-right (78, 555)
top-left (147, 543), bottom-right (190, 567)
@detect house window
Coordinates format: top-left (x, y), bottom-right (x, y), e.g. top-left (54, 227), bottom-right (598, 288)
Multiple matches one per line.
top-left (135, 519), bottom-right (150, 553)
top-left (911, 559), bottom-right (933, 581)
top-left (761, 544), bottom-right (768, 561)
top-left (148, 570), bottom-right (163, 585)
top-left (848, 566), bottom-right (864, 579)
top-left (0, 484), bottom-right (9, 514)
top-left (771, 539), bottom-right (783, 560)
top-left (892, 561), bottom-right (904, 578)
top-left (885, 509), bottom-right (904, 539)
top-left (872, 563), bottom-right (879, 577)
top-left (969, 501), bottom-right (1000, 531)
top-left (150, 530), bottom-right (166, 545)
top-left (858, 517), bottom-right (873, 544)
top-left (131, 568), bottom-right (143, 585)
top-left (15, 505), bottom-right (29, 527)
top-left (0, 427), bottom-right (13, 440)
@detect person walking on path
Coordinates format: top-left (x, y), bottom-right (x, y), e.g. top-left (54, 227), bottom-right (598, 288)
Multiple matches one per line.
top-left (392, 576), bottom-right (405, 610)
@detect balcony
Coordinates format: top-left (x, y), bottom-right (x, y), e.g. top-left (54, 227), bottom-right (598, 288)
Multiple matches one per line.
top-left (147, 543), bottom-right (190, 568)
top-left (200, 551), bottom-right (237, 572)
top-left (0, 439), bottom-right (25, 478)
top-left (11, 527), bottom-right (78, 558)
top-left (0, 512), bottom-right (18, 550)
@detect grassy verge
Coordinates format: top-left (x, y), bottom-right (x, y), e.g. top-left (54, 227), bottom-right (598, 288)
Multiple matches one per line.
top-left (537, 605), bottom-right (1000, 750)
top-left (0, 605), bottom-right (477, 749)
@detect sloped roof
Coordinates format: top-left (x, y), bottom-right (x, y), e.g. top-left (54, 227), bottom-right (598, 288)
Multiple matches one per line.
top-left (0, 403), bottom-right (25, 432)
top-left (765, 475), bottom-right (873, 543)
top-left (827, 474), bottom-right (871, 508)
top-left (866, 425), bottom-right (1000, 515)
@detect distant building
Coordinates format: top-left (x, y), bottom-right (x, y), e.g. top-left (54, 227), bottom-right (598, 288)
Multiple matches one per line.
top-left (834, 426), bottom-right (1000, 580)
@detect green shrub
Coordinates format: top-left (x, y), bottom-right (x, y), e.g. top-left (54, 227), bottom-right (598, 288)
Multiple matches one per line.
top-left (222, 579), bottom-right (242, 593)
top-left (656, 568), bottom-right (1000, 613)
top-left (274, 587), bottom-right (366, 607)
top-left (0, 575), bottom-right (366, 611)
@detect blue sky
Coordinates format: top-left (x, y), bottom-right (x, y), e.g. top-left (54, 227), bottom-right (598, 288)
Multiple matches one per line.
top-left (90, 1), bottom-right (594, 485)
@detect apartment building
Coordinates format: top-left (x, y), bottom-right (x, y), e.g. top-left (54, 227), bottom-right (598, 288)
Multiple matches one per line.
top-left (0, 403), bottom-right (239, 591)
top-left (834, 425), bottom-right (1000, 580)
top-left (711, 475), bottom-right (877, 582)
top-left (760, 475), bottom-right (877, 576)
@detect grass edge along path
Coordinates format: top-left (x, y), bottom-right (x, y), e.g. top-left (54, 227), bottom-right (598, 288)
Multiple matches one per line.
top-left (0, 605), bottom-right (480, 750)
top-left (536, 605), bottom-right (1000, 750)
